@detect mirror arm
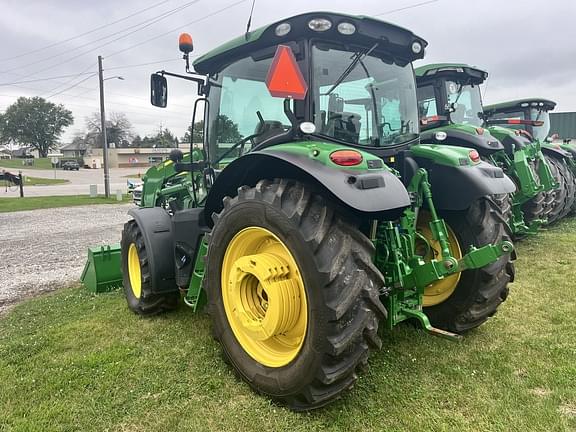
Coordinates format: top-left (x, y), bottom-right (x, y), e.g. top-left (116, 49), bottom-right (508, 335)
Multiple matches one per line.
top-left (156, 70), bottom-right (208, 96)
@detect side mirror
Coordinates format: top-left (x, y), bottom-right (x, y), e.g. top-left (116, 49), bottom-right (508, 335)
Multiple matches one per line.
top-left (150, 74), bottom-right (167, 108)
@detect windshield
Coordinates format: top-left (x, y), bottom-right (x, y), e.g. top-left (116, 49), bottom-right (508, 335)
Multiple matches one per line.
top-left (206, 53), bottom-right (293, 165)
top-left (529, 108), bottom-right (551, 141)
top-left (312, 43), bottom-right (418, 147)
top-left (445, 81), bottom-right (483, 127)
top-left (416, 84), bottom-right (438, 118)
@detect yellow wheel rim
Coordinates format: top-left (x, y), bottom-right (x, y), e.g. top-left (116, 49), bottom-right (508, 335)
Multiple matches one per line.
top-left (128, 243), bottom-right (142, 299)
top-left (221, 226), bottom-right (308, 368)
top-left (417, 212), bottom-right (463, 307)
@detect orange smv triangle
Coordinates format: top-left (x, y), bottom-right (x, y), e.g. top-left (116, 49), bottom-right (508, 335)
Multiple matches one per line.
top-left (265, 45), bottom-right (308, 100)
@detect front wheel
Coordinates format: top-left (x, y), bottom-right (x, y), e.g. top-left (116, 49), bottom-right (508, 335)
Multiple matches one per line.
top-left (422, 197), bottom-right (515, 333)
top-left (205, 179), bottom-right (386, 411)
top-left (120, 220), bottom-right (179, 315)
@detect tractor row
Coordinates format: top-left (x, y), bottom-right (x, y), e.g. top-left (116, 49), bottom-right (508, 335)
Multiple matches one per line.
top-left (82, 11), bottom-right (573, 410)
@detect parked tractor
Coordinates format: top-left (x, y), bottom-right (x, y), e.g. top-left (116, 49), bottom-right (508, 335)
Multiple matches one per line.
top-left (415, 64), bottom-right (559, 237)
top-left (86, 13), bottom-right (516, 410)
top-left (484, 99), bottom-right (576, 221)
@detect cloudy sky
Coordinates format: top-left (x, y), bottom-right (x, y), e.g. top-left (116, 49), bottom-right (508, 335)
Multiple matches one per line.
top-left (1, 0), bottom-right (574, 143)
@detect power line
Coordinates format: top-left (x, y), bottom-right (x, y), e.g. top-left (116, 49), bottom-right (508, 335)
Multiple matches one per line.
top-left (0, 0), bottom-right (173, 62)
top-left (41, 62), bottom-right (98, 97)
top-left (374, 0), bottom-right (441, 16)
top-left (0, 71), bottom-right (96, 86)
top-left (46, 74), bottom-right (99, 99)
top-left (1, 0), bottom-right (202, 78)
top-left (106, 0), bottom-right (249, 59)
top-left (105, 58), bottom-right (182, 71)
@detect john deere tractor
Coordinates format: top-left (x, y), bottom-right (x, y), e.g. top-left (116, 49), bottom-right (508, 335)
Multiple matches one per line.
top-left (117, 13), bottom-right (515, 410)
top-left (415, 64), bottom-right (559, 236)
top-left (484, 98), bottom-right (576, 221)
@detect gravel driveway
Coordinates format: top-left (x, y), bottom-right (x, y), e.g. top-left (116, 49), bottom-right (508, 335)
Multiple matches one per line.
top-left (0, 204), bottom-right (133, 313)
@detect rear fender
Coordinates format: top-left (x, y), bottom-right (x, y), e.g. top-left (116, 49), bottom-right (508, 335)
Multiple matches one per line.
top-left (204, 145), bottom-right (411, 225)
top-left (409, 144), bottom-right (515, 210)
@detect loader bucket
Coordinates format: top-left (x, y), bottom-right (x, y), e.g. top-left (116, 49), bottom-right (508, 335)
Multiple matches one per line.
top-left (80, 243), bottom-right (123, 293)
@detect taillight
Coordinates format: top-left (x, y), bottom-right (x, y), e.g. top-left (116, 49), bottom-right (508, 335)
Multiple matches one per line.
top-left (330, 150), bottom-right (363, 166)
top-left (476, 127), bottom-right (484, 135)
top-left (469, 150), bottom-right (481, 163)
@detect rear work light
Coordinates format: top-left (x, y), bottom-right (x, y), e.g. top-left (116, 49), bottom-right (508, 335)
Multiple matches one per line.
top-left (330, 150), bottom-right (363, 166)
top-left (469, 149), bottom-right (481, 163)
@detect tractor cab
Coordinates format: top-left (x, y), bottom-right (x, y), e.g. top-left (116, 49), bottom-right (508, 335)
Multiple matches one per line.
top-left (153, 12), bottom-right (426, 167)
top-left (483, 98), bottom-right (557, 143)
top-left (415, 63), bottom-right (506, 154)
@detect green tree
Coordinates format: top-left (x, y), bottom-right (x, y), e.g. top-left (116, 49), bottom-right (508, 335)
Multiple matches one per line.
top-left (181, 115), bottom-right (242, 144)
top-left (1, 97), bottom-right (73, 157)
top-left (86, 112), bottom-right (133, 148)
top-left (181, 120), bottom-right (204, 143)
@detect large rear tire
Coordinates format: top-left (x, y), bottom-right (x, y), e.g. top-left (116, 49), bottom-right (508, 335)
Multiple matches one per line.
top-left (423, 197), bottom-right (514, 333)
top-left (522, 159), bottom-right (553, 225)
top-left (121, 220), bottom-right (179, 315)
top-left (206, 179), bottom-right (386, 411)
top-left (545, 155), bottom-right (569, 224)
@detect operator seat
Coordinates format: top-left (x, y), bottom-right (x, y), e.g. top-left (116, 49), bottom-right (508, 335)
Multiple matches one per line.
top-left (326, 112), bottom-right (361, 143)
top-left (252, 120), bottom-right (284, 146)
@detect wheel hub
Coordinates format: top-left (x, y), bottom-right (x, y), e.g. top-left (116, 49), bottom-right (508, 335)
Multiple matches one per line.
top-left (221, 227), bottom-right (308, 368)
top-left (228, 253), bottom-right (301, 341)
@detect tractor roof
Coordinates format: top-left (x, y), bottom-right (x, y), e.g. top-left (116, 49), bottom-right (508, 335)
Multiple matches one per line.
top-left (415, 63), bottom-right (488, 85)
top-left (484, 98), bottom-right (557, 115)
top-left (193, 12), bottom-right (428, 74)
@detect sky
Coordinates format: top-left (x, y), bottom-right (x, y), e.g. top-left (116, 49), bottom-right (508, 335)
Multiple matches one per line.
top-left (1, 0), bottom-right (575, 144)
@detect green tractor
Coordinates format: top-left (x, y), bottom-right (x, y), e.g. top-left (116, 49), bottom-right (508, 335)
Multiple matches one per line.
top-left (111, 13), bottom-right (516, 410)
top-left (483, 99), bottom-right (576, 221)
top-left (415, 64), bottom-right (558, 236)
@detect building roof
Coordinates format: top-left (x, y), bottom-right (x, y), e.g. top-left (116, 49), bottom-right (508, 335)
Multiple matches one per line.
top-left (550, 112), bottom-right (576, 139)
top-left (60, 142), bottom-right (88, 151)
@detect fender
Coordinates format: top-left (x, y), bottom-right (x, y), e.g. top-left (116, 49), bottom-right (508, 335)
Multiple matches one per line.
top-left (541, 143), bottom-right (573, 160)
top-left (128, 207), bottom-right (177, 293)
top-left (409, 145), bottom-right (516, 211)
top-left (204, 146), bottom-right (411, 225)
top-left (420, 126), bottom-right (503, 154)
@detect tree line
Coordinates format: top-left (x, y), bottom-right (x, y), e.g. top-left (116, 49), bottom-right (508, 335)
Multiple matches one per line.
top-left (0, 96), bottom-right (242, 158)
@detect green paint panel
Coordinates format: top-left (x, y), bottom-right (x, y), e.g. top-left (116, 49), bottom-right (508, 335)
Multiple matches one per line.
top-left (409, 144), bottom-right (475, 167)
top-left (262, 141), bottom-right (389, 172)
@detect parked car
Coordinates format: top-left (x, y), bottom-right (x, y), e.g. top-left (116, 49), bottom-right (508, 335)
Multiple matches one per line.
top-left (62, 161), bottom-right (80, 171)
top-left (127, 179), bottom-right (143, 206)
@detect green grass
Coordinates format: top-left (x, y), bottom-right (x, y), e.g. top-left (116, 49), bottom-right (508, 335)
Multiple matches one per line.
top-left (0, 157), bottom-right (53, 170)
top-left (1, 220), bottom-right (575, 431)
top-left (0, 194), bottom-right (129, 213)
top-left (22, 176), bottom-right (69, 186)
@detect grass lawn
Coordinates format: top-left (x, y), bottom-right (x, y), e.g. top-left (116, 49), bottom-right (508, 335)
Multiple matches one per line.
top-left (0, 195), bottom-right (129, 213)
top-left (0, 220), bottom-right (575, 431)
top-left (22, 176), bottom-right (69, 186)
top-left (0, 158), bottom-right (53, 170)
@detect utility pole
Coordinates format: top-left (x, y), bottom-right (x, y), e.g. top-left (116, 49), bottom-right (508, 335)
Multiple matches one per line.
top-left (98, 55), bottom-right (110, 198)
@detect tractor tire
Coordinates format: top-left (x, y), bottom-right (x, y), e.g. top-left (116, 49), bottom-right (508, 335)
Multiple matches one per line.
top-left (423, 197), bottom-right (514, 333)
top-left (559, 160), bottom-right (576, 219)
top-left (205, 179), bottom-right (386, 411)
top-left (492, 193), bottom-right (512, 227)
top-left (522, 159), bottom-right (553, 225)
top-left (545, 155), bottom-right (569, 224)
top-left (121, 220), bottom-right (179, 315)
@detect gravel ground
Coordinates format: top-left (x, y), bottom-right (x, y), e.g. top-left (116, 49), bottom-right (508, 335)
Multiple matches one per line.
top-left (0, 204), bottom-right (133, 314)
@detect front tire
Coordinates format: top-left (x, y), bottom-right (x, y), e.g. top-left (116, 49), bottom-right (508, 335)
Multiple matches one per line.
top-left (423, 197), bottom-right (514, 333)
top-left (206, 179), bottom-right (386, 410)
top-left (121, 220), bottom-right (179, 315)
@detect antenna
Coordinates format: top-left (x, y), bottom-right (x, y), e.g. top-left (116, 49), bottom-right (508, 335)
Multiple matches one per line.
top-left (245, 0), bottom-right (256, 40)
